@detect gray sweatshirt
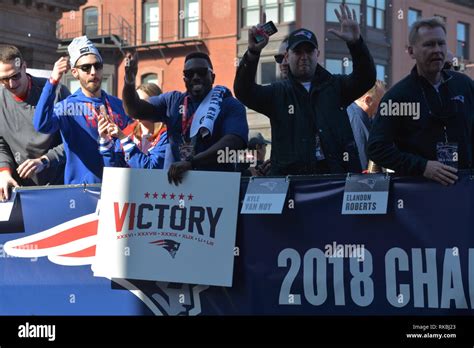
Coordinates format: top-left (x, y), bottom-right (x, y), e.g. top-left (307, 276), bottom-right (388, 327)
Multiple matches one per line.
top-left (0, 75), bottom-right (69, 186)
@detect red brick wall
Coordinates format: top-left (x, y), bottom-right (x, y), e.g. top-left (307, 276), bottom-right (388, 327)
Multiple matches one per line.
top-left (59, 0), bottom-right (239, 96)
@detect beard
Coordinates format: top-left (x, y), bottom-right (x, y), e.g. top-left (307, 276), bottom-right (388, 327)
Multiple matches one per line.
top-left (80, 77), bottom-right (102, 96)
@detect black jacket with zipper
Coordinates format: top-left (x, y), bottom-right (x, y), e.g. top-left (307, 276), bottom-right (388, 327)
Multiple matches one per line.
top-left (368, 66), bottom-right (474, 175)
top-left (234, 37), bottom-right (376, 175)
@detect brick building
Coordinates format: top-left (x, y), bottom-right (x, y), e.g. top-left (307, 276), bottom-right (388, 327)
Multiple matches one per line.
top-left (57, 0), bottom-right (240, 98)
top-left (0, 0), bottom-right (87, 69)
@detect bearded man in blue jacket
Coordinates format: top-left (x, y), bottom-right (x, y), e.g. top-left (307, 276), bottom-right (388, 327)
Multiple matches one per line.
top-left (34, 36), bottom-right (131, 184)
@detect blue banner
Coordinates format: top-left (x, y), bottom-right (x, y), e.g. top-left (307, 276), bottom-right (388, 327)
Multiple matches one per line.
top-left (1, 173), bottom-right (473, 315)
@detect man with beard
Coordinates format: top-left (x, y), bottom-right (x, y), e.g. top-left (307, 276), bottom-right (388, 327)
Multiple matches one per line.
top-left (0, 45), bottom-right (69, 201)
top-left (368, 17), bottom-right (474, 185)
top-left (122, 51), bottom-right (248, 185)
top-left (34, 36), bottom-right (131, 184)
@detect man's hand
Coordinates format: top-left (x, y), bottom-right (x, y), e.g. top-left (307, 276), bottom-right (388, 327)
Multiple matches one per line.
top-left (108, 123), bottom-right (126, 140)
top-left (124, 51), bottom-right (138, 85)
top-left (0, 170), bottom-right (19, 201)
top-left (51, 56), bottom-right (70, 82)
top-left (97, 115), bottom-right (111, 140)
top-left (168, 161), bottom-right (192, 186)
top-left (327, 4), bottom-right (360, 44)
top-left (257, 159), bottom-right (271, 176)
top-left (248, 12), bottom-right (269, 55)
top-left (16, 157), bottom-right (48, 180)
top-left (423, 160), bottom-right (458, 186)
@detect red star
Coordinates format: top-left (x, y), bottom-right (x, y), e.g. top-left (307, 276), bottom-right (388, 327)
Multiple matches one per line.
top-left (161, 193), bottom-right (167, 199)
top-left (144, 192), bottom-right (150, 199)
top-left (179, 193), bottom-right (185, 200)
top-left (153, 192), bottom-right (158, 199)
top-left (188, 194), bottom-right (194, 201)
top-left (170, 193), bottom-right (176, 200)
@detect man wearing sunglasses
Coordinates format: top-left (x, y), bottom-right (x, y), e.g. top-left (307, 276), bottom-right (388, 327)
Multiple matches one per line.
top-left (0, 45), bottom-right (69, 201)
top-left (234, 5), bottom-right (376, 176)
top-left (122, 51), bottom-right (248, 185)
top-left (274, 37), bottom-right (289, 80)
top-left (33, 36), bottom-right (131, 184)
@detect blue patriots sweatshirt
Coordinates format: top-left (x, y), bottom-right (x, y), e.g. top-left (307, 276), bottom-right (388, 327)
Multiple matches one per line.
top-left (33, 81), bottom-right (131, 184)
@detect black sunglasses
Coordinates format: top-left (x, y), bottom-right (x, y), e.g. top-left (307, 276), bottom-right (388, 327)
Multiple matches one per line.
top-left (274, 54), bottom-right (285, 64)
top-left (183, 67), bottom-right (212, 79)
top-left (0, 71), bottom-right (22, 85)
top-left (76, 62), bottom-right (103, 73)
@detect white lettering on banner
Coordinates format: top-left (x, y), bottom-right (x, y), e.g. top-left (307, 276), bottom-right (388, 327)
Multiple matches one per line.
top-left (278, 247), bottom-right (474, 309)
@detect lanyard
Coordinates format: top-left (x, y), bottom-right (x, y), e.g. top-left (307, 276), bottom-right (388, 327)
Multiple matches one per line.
top-left (181, 96), bottom-right (195, 141)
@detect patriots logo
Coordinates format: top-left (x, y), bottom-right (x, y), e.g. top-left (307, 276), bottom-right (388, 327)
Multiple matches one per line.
top-left (150, 239), bottom-right (181, 258)
top-left (79, 46), bottom-right (90, 54)
top-left (295, 30), bottom-right (312, 40)
top-left (259, 181), bottom-right (278, 191)
top-left (451, 95), bottom-right (464, 103)
top-left (357, 178), bottom-right (377, 190)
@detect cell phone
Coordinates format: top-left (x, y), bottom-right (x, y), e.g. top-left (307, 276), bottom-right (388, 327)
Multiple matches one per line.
top-left (255, 21), bottom-right (278, 43)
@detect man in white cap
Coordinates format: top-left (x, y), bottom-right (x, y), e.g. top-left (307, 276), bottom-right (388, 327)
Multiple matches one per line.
top-left (33, 36), bottom-right (131, 184)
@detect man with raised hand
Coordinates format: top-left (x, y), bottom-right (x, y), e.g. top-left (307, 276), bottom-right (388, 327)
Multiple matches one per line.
top-left (122, 51), bottom-right (248, 185)
top-left (33, 36), bottom-right (131, 184)
top-left (0, 45), bottom-right (69, 201)
top-left (234, 5), bottom-right (376, 176)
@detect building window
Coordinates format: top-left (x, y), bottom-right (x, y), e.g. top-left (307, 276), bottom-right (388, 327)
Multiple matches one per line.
top-left (282, 0), bottom-right (296, 23)
top-left (259, 61), bottom-right (277, 85)
top-left (326, 0), bottom-right (360, 23)
top-left (457, 22), bottom-right (469, 59)
top-left (408, 8), bottom-right (421, 30)
top-left (325, 58), bottom-right (353, 74)
top-left (181, 0), bottom-right (200, 38)
top-left (242, 0), bottom-right (295, 28)
top-left (242, 0), bottom-right (260, 27)
top-left (264, 0), bottom-right (279, 23)
top-left (83, 7), bottom-right (98, 37)
top-left (366, 0), bottom-right (385, 29)
top-left (142, 73), bottom-right (158, 85)
top-left (143, 1), bottom-right (159, 42)
top-left (376, 64), bottom-right (386, 82)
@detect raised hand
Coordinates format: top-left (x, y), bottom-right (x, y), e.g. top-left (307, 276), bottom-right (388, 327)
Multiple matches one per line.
top-left (124, 51), bottom-right (138, 85)
top-left (327, 4), bottom-right (360, 44)
top-left (51, 56), bottom-right (70, 82)
top-left (248, 12), bottom-right (269, 54)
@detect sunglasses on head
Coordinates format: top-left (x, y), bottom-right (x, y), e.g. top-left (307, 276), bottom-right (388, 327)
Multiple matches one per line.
top-left (76, 62), bottom-right (103, 73)
top-left (183, 67), bottom-right (212, 79)
top-left (274, 54), bottom-right (285, 64)
top-left (0, 70), bottom-right (22, 85)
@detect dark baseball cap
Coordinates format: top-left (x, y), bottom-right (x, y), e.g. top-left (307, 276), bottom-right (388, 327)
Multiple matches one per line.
top-left (248, 131), bottom-right (271, 148)
top-left (287, 28), bottom-right (318, 51)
